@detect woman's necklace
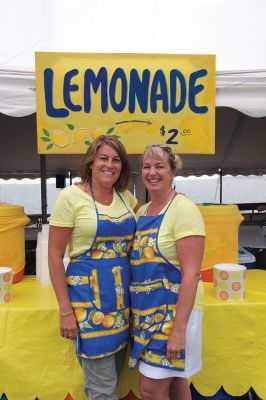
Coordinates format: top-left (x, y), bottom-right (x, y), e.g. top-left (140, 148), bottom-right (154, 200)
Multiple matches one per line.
top-left (94, 190), bottom-right (113, 205)
top-left (78, 183), bottom-right (113, 205)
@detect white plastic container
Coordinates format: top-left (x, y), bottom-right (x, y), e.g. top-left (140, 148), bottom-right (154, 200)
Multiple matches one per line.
top-left (36, 224), bottom-right (69, 287)
top-left (213, 263), bottom-right (246, 301)
top-left (238, 247), bottom-right (256, 269)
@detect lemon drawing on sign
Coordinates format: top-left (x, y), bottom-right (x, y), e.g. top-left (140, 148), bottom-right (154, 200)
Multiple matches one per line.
top-left (51, 130), bottom-right (69, 147)
top-left (72, 128), bottom-right (87, 144)
top-left (74, 307), bottom-right (87, 322)
top-left (92, 127), bottom-right (105, 140)
top-left (102, 314), bottom-right (115, 328)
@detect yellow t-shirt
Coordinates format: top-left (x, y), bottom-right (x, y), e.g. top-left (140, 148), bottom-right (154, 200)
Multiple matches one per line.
top-left (136, 194), bottom-right (205, 310)
top-left (49, 185), bottom-right (137, 258)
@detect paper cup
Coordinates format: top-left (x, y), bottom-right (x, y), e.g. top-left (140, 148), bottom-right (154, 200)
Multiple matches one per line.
top-left (213, 263), bottom-right (246, 301)
top-left (0, 267), bottom-right (14, 304)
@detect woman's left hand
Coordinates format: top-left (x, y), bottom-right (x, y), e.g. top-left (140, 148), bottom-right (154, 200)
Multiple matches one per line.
top-left (166, 329), bottom-right (185, 360)
top-left (60, 312), bottom-right (78, 340)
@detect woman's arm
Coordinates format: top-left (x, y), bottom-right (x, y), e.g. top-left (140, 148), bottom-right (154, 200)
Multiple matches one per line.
top-left (167, 235), bottom-right (205, 360)
top-left (48, 225), bottom-right (78, 339)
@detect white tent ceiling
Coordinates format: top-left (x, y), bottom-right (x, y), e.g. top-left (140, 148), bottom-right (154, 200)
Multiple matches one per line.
top-left (0, 0), bottom-right (265, 178)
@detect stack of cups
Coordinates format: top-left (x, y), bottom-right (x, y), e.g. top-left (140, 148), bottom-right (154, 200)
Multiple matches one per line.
top-left (0, 267), bottom-right (14, 304)
top-left (213, 263), bottom-right (247, 301)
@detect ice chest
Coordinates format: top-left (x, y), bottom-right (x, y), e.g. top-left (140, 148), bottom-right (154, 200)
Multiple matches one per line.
top-left (0, 204), bottom-right (30, 283)
top-left (238, 247), bottom-right (256, 269)
top-left (197, 204), bottom-right (244, 282)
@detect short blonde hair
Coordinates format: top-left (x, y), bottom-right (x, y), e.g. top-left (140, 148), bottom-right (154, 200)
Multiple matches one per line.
top-left (80, 135), bottom-right (131, 191)
top-left (143, 144), bottom-right (182, 174)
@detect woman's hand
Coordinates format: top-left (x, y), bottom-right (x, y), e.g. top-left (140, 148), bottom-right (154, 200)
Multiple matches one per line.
top-left (60, 312), bottom-right (78, 340)
top-left (166, 329), bottom-right (185, 360)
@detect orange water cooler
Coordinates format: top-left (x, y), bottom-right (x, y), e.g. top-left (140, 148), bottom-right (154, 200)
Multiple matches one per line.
top-left (197, 204), bottom-right (244, 282)
top-left (0, 204), bottom-right (30, 283)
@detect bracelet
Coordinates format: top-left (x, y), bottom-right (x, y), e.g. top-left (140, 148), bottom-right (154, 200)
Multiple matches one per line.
top-left (60, 310), bottom-right (74, 317)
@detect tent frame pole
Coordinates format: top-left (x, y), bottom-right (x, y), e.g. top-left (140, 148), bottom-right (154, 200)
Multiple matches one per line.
top-left (219, 168), bottom-right (223, 204)
top-left (40, 155), bottom-right (48, 224)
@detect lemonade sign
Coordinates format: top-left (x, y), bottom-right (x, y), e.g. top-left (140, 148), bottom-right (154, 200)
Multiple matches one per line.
top-left (35, 52), bottom-right (215, 154)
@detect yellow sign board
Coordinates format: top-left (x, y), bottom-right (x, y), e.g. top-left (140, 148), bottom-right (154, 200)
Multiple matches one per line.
top-left (35, 52), bottom-right (215, 154)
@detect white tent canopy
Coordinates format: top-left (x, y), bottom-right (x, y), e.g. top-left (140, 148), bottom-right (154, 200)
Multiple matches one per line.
top-left (0, 0), bottom-right (265, 178)
top-left (1, 0), bottom-right (266, 72)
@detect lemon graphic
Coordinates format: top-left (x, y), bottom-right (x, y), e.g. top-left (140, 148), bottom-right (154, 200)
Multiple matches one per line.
top-left (163, 280), bottom-right (170, 289)
top-left (91, 250), bottom-right (103, 259)
top-left (133, 239), bottom-right (139, 251)
top-left (143, 247), bottom-right (154, 259)
top-left (141, 323), bottom-right (150, 330)
top-left (219, 271), bottom-right (229, 280)
top-left (105, 249), bottom-right (116, 259)
top-left (162, 321), bottom-right (174, 335)
top-left (219, 291), bottom-right (229, 301)
top-left (51, 129), bottom-right (69, 147)
top-left (148, 325), bottom-right (157, 332)
top-left (91, 311), bottom-right (104, 325)
top-left (3, 272), bottom-right (11, 282)
top-left (134, 314), bottom-right (139, 327)
top-left (140, 236), bottom-right (148, 247)
top-left (102, 314), bottom-right (115, 328)
top-left (154, 313), bottom-right (164, 323)
top-left (3, 292), bottom-right (11, 303)
top-left (72, 128), bottom-right (87, 144)
top-left (74, 307), bottom-right (87, 322)
top-left (92, 127), bottom-right (105, 140)
top-left (124, 308), bottom-right (130, 320)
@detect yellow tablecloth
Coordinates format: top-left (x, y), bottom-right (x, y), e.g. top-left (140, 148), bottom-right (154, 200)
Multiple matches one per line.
top-left (0, 271), bottom-right (266, 400)
top-left (192, 269), bottom-right (266, 398)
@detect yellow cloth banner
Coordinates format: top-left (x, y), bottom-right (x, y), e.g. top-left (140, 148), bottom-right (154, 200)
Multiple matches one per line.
top-left (1, 272), bottom-right (266, 399)
top-left (35, 52), bottom-right (215, 154)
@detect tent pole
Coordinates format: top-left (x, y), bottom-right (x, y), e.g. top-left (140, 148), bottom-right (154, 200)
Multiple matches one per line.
top-left (40, 155), bottom-right (48, 224)
top-left (219, 168), bottom-right (223, 204)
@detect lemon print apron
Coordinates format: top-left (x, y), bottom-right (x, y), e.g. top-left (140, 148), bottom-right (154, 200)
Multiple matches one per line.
top-left (129, 194), bottom-right (185, 371)
top-left (66, 188), bottom-right (136, 359)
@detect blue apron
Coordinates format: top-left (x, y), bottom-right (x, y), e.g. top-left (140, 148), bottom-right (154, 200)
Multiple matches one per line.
top-left (129, 194), bottom-right (185, 371)
top-left (66, 188), bottom-right (136, 359)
